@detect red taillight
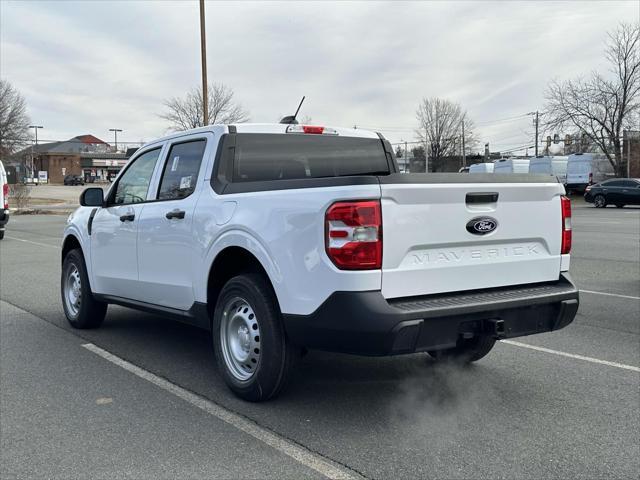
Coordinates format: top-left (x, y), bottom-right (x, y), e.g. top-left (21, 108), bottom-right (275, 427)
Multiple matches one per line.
top-left (2, 183), bottom-right (8, 210)
top-left (561, 195), bottom-right (571, 254)
top-left (325, 200), bottom-right (382, 270)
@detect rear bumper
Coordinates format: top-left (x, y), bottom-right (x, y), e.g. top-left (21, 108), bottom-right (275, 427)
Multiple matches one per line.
top-left (283, 274), bottom-right (579, 356)
top-left (567, 183), bottom-right (588, 193)
top-left (0, 209), bottom-right (9, 227)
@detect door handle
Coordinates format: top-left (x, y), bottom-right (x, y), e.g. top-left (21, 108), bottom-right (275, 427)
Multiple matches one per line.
top-left (119, 213), bottom-right (135, 222)
top-left (166, 209), bottom-right (186, 220)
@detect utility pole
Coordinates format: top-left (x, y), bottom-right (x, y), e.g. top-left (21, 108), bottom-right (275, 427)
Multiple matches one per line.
top-left (109, 128), bottom-right (123, 152)
top-left (28, 125), bottom-right (43, 178)
top-left (626, 128), bottom-right (631, 178)
top-left (461, 119), bottom-right (466, 168)
top-left (534, 111), bottom-right (539, 157)
top-left (199, 0), bottom-right (209, 126)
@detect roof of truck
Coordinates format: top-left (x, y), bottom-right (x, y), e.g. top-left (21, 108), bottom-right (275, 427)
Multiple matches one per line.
top-left (147, 123), bottom-right (380, 147)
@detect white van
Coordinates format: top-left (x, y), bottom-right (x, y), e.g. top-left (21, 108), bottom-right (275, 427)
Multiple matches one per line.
top-left (494, 158), bottom-right (530, 174)
top-left (0, 160), bottom-right (9, 240)
top-left (529, 156), bottom-right (568, 184)
top-left (469, 162), bottom-right (494, 173)
top-left (566, 153), bottom-right (615, 193)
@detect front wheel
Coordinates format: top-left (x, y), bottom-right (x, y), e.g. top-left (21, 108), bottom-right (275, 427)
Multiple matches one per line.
top-left (61, 249), bottom-right (107, 328)
top-left (594, 194), bottom-right (607, 208)
top-left (428, 335), bottom-right (496, 363)
top-left (213, 274), bottom-right (296, 402)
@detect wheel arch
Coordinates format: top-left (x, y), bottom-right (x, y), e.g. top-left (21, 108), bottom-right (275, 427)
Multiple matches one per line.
top-left (206, 246), bottom-right (280, 322)
top-left (61, 234), bottom-right (83, 265)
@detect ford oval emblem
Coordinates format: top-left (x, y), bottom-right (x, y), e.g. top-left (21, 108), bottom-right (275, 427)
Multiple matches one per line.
top-left (466, 217), bottom-right (498, 235)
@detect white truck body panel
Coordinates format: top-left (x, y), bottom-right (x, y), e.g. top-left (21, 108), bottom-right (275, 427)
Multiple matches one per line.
top-left (494, 158), bottom-right (530, 174)
top-left (380, 182), bottom-right (564, 299)
top-left (566, 153), bottom-right (615, 187)
top-left (529, 156), bottom-right (568, 184)
top-left (469, 162), bottom-right (494, 173)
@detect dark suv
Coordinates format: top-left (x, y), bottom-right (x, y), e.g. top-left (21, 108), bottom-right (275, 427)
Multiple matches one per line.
top-left (63, 175), bottom-right (85, 186)
top-left (584, 178), bottom-right (640, 208)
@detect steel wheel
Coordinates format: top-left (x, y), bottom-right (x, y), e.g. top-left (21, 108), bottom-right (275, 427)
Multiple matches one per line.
top-left (64, 263), bottom-right (82, 318)
top-left (594, 194), bottom-right (606, 208)
top-left (219, 296), bottom-right (261, 382)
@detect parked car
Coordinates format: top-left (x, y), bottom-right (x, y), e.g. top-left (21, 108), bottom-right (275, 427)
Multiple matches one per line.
top-left (469, 162), bottom-right (495, 173)
top-left (529, 156), bottom-right (568, 185)
top-left (64, 175), bottom-right (85, 186)
top-left (565, 153), bottom-right (615, 193)
top-left (61, 123), bottom-right (579, 401)
top-left (584, 178), bottom-right (640, 208)
top-left (494, 158), bottom-right (530, 174)
top-left (0, 160), bottom-right (9, 240)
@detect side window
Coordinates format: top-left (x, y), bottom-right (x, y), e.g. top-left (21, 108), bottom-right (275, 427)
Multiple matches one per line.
top-left (112, 148), bottom-right (161, 205)
top-left (621, 180), bottom-right (638, 188)
top-left (157, 140), bottom-right (206, 200)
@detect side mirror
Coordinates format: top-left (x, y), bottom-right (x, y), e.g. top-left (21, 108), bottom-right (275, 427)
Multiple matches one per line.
top-left (80, 187), bottom-right (104, 207)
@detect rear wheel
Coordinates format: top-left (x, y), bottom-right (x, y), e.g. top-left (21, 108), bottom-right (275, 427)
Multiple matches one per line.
top-left (61, 248), bottom-right (107, 328)
top-left (0, 230), bottom-right (4, 240)
top-left (594, 194), bottom-right (607, 208)
top-left (213, 273), bottom-right (296, 402)
top-left (428, 335), bottom-right (496, 363)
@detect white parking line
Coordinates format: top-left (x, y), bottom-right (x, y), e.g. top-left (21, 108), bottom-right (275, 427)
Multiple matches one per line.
top-left (82, 343), bottom-right (358, 480)
top-left (502, 340), bottom-right (640, 372)
top-left (4, 236), bottom-right (59, 249)
top-left (581, 289), bottom-right (640, 301)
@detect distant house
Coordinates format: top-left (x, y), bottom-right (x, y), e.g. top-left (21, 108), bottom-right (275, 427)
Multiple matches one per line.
top-left (9, 134), bottom-right (128, 183)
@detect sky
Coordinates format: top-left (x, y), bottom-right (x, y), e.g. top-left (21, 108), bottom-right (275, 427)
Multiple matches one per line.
top-left (1, 0), bottom-right (638, 155)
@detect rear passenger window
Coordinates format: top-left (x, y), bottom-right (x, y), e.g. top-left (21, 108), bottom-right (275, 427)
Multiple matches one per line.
top-left (157, 140), bottom-right (206, 200)
top-left (233, 134), bottom-right (389, 182)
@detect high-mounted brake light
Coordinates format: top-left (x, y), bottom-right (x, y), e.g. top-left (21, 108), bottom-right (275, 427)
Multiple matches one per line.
top-left (2, 183), bottom-right (8, 210)
top-left (286, 124), bottom-right (338, 135)
top-left (325, 200), bottom-right (382, 270)
top-left (561, 195), bottom-right (571, 254)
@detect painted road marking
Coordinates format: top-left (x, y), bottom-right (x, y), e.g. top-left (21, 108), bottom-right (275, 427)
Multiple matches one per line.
top-left (5, 236), bottom-right (59, 249)
top-left (502, 340), bottom-right (640, 373)
top-left (82, 343), bottom-right (359, 480)
top-left (581, 289), bottom-right (640, 301)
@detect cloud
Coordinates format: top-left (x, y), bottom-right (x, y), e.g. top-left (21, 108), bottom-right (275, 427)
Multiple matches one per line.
top-left (1, 0), bottom-right (636, 152)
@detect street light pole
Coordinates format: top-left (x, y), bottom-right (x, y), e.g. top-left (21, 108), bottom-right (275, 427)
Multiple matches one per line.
top-left (199, 0), bottom-right (209, 126)
top-left (28, 125), bottom-right (43, 178)
top-left (109, 128), bottom-right (123, 152)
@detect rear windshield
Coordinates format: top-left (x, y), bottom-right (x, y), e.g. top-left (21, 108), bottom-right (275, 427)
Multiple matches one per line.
top-left (233, 133), bottom-right (389, 182)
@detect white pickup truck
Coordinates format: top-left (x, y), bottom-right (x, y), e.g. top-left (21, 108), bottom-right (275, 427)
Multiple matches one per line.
top-left (61, 123), bottom-right (579, 401)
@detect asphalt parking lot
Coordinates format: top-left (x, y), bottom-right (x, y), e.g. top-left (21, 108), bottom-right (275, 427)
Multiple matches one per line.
top-left (1, 205), bottom-right (638, 479)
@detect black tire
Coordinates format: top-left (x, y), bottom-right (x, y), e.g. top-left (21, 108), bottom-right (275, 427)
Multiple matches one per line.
top-left (0, 230), bottom-right (4, 240)
top-left (428, 335), bottom-right (496, 363)
top-left (594, 194), bottom-right (607, 208)
top-left (616, 204), bottom-right (624, 208)
top-left (212, 273), bottom-right (296, 402)
top-left (61, 248), bottom-right (107, 329)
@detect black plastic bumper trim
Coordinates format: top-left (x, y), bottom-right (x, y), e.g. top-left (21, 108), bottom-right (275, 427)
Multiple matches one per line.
top-left (283, 274), bottom-right (579, 356)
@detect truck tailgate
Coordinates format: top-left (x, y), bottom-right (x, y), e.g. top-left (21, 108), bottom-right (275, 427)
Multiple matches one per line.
top-left (380, 174), bottom-right (565, 299)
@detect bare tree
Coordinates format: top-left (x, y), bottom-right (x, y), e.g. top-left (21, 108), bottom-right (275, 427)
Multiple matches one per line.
top-left (160, 83), bottom-right (249, 131)
top-left (415, 97), bottom-right (477, 172)
top-left (0, 79), bottom-right (31, 158)
top-left (544, 23), bottom-right (639, 176)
